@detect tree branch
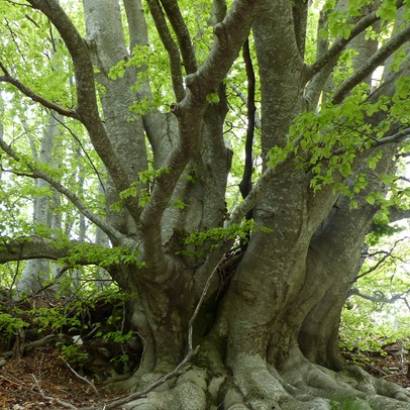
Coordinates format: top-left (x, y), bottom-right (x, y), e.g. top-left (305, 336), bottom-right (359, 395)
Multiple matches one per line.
top-left (26, 0), bottom-right (97, 119)
top-left (304, 8), bottom-right (333, 109)
top-left (348, 288), bottom-right (410, 304)
top-left (147, 0), bottom-right (185, 101)
top-left (354, 236), bottom-right (409, 282)
top-left (231, 84), bottom-right (261, 128)
top-left (183, 0), bottom-right (261, 103)
top-left (140, 0), bottom-right (262, 272)
top-left (239, 38), bottom-right (256, 200)
top-left (347, 127), bottom-right (409, 155)
top-left (305, 1), bottom-right (404, 79)
top-left (26, 0), bottom-right (140, 222)
top-left (292, 0), bottom-right (308, 57)
top-left (0, 236), bottom-right (88, 265)
top-left (159, 0), bottom-right (197, 74)
top-left (211, 0), bottom-right (227, 24)
top-left (230, 167), bottom-right (275, 225)
top-left (370, 127), bottom-right (410, 148)
top-left (123, 0), bottom-right (149, 50)
top-left (0, 64), bottom-right (79, 119)
top-left (389, 206), bottom-right (410, 222)
top-left (333, 24), bottom-right (410, 104)
top-left (0, 139), bottom-right (124, 242)
top-left (304, 126), bottom-right (410, 175)
top-left (306, 11), bottom-right (378, 78)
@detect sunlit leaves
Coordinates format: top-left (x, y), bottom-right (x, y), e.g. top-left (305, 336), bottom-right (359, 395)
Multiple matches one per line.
top-left (1, 4), bottom-right (74, 108)
top-left (61, 243), bottom-right (145, 269)
top-left (377, 0), bottom-right (400, 22)
top-left (283, 80), bottom-right (409, 198)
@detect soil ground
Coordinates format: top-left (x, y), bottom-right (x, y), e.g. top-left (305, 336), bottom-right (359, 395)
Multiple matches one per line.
top-left (0, 346), bottom-right (115, 409)
top-left (0, 344), bottom-right (408, 409)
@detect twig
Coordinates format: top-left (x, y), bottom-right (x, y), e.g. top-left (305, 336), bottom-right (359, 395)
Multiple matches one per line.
top-left (0, 373), bottom-right (27, 388)
top-left (62, 357), bottom-right (99, 395)
top-left (50, 113), bottom-right (106, 194)
top-left (0, 63), bottom-right (79, 119)
top-left (402, 297), bottom-right (410, 312)
top-left (354, 236), bottom-right (409, 282)
top-left (188, 253), bottom-right (226, 351)
top-left (31, 374), bottom-right (78, 409)
top-left (348, 288), bottom-right (410, 304)
top-left (4, 18), bottom-right (27, 64)
top-left (1, 334), bottom-right (56, 359)
top-left (5, 0), bottom-right (33, 8)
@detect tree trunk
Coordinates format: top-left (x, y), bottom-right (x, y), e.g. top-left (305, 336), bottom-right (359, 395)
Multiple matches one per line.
top-left (104, 2), bottom-right (410, 408)
top-left (18, 116), bottom-right (59, 294)
top-left (2, 0), bottom-right (410, 409)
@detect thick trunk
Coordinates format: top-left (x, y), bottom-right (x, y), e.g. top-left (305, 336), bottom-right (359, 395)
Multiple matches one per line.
top-left (128, 293), bottom-right (184, 374)
top-left (298, 203), bottom-right (371, 370)
top-left (118, 141), bottom-right (404, 409)
top-left (70, 2), bottom-right (410, 409)
top-left (121, 270), bottom-right (410, 409)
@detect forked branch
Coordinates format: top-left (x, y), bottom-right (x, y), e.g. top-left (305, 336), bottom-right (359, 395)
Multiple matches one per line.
top-left (140, 0), bottom-right (262, 271)
top-left (306, 0), bottom-right (404, 79)
top-left (147, 0), bottom-right (185, 101)
top-left (160, 0), bottom-right (197, 73)
top-left (306, 11), bottom-right (379, 78)
top-left (332, 24), bottom-right (410, 104)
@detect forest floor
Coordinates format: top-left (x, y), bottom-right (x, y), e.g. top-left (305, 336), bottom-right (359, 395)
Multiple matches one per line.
top-left (0, 344), bottom-right (408, 409)
top-left (0, 345), bottom-right (112, 409)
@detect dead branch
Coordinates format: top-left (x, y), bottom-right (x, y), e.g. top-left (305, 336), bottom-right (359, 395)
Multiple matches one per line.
top-left (32, 374), bottom-right (78, 410)
top-left (62, 358), bottom-right (99, 395)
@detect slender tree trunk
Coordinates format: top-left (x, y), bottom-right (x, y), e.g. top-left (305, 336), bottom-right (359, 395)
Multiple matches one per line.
top-left (18, 116), bottom-right (59, 294)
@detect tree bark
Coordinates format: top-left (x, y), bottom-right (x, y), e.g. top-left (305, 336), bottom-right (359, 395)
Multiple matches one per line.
top-left (18, 115), bottom-right (59, 294)
top-left (2, 1), bottom-right (410, 409)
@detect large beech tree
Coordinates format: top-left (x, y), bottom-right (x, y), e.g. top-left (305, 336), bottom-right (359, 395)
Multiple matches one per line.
top-left (1, 0), bottom-right (410, 408)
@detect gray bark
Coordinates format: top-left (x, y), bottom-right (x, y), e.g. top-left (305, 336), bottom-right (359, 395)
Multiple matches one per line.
top-left (2, 1), bottom-right (410, 408)
top-left (83, 0), bottom-right (148, 237)
top-left (18, 115), bottom-right (59, 294)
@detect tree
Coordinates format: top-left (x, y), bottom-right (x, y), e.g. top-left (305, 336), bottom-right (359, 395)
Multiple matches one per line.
top-left (17, 114), bottom-right (59, 293)
top-left (0, 0), bottom-right (410, 408)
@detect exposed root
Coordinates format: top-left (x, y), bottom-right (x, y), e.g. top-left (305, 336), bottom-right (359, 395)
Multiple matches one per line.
top-left (224, 386), bottom-right (251, 409)
top-left (122, 392), bottom-right (171, 410)
top-left (280, 356), bottom-right (410, 410)
top-left (172, 368), bottom-right (208, 410)
top-left (103, 351), bottom-right (410, 410)
top-left (122, 367), bottom-right (209, 410)
top-left (341, 365), bottom-right (410, 406)
top-left (230, 353), bottom-right (290, 409)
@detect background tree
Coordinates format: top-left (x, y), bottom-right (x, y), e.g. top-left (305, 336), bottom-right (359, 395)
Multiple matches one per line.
top-left (0, 0), bottom-right (410, 409)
